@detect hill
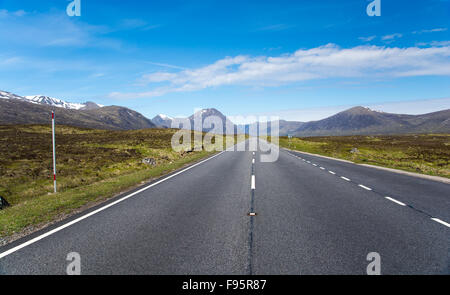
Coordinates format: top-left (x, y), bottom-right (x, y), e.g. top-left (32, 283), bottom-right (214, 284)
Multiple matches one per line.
top-left (0, 97), bottom-right (156, 130)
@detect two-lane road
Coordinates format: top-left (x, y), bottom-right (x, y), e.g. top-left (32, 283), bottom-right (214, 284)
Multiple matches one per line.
top-left (0, 139), bottom-right (448, 274)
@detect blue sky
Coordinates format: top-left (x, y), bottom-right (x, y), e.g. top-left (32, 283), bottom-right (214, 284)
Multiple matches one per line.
top-left (0, 0), bottom-right (449, 120)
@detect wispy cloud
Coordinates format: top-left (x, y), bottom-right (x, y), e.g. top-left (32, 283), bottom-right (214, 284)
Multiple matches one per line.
top-left (413, 28), bottom-right (447, 34)
top-left (144, 61), bottom-right (188, 70)
top-left (381, 33), bottom-right (403, 41)
top-left (118, 18), bottom-right (161, 31)
top-left (109, 43), bottom-right (450, 99)
top-left (0, 11), bottom-right (121, 50)
top-left (0, 9), bottom-right (27, 17)
top-left (256, 24), bottom-right (295, 32)
top-left (359, 36), bottom-right (376, 42)
top-left (417, 40), bottom-right (450, 47)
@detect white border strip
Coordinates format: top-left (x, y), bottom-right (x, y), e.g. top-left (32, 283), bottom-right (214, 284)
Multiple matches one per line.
top-left (0, 151), bottom-right (225, 259)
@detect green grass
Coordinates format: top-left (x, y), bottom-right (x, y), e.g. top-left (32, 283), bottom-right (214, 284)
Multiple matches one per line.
top-left (0, 150), bottom-right (211, 236)
top-left (279, 134), bottom-right (450, 178)
top-left (0, 125), bottom-right (240, 238)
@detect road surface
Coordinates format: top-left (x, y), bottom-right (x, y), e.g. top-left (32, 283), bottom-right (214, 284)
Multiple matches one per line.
top-left (0, 139), bottom-right (448, 274)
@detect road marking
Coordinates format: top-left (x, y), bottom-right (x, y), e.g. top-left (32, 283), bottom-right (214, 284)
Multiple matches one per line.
top-left (302, 159), bottom-right (306, 161)
top-left (358, 184), bottom-right (372, 191)
top-left (252, 158), bottom-right (255, 164)
top-left (329, 171), bottom-right (336, 174)
top-left (251, 175), bottom-right (255, 190)
top-left (385, 197), bottom-right (406, 206)
top-left (312, 164), bottom-right (317, 166)
top-left (320, 167), bottom-right (325, 170)
top-left (341, 176), bottom-right (351, 181)
top-left (252, 152), bottom-right (255, 155)
top-left (307, 161), bottom-right (311, 163)
top-left (431, 218), bottom-right (450, 228)
top-left (248, 212), bottom-right (257, 216)
top-left (0, 151), bottom-right (226, 260)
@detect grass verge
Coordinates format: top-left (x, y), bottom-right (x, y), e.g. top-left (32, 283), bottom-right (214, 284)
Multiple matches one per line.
top-left (278, 134), bottom-right (450, 178)
top-left (0, 150), bottom-right (212, 238)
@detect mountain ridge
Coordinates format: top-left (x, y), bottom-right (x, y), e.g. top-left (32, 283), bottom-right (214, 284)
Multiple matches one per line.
top-left (0, 91), bottom-right (155, 130)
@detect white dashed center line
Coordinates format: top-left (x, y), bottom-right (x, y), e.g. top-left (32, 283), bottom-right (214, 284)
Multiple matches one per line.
top-left (252, 158), bottom-right (255, 164)
top-left (358, 184), bottom-right (372, 191)
top-left (431, 218), bottom-right (450, 228)
top-left (286, 149), bottom-right (449, 231)
top-left (385, 197), bottom-right (406, 206)
top-left (251, 175), bottom-right (255, 190)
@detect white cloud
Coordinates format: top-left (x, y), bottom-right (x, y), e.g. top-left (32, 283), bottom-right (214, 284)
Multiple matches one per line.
top-left (109, 43), bottom-right (450, 99)
top-left (0, 9), bottom-right (27, 18)
top-left (359, 36), bottom-right (376, 42)
top-left (413, 28), bottom-right (447, 34)
top-left (0, 11), bottom-right (120, 49)
top-left (381, 33), bottom-right (403, 41)
top-left (256, 24), bottom-right (294, 32)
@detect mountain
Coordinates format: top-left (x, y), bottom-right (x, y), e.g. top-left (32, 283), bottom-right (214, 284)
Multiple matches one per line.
top-left (292, 107), bottom-right (450, 136)
top-left (152, 114), bottom-right (173, 128)
top-left (0, 91), bottom-right (103, 110)
top-left (188, 108), bottom-right (236, 134)
top-left (0, 91), bottom-right (155, 130)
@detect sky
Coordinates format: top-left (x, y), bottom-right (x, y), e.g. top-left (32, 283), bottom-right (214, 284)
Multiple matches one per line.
top-left (0, 0), bottom-right (449, 121)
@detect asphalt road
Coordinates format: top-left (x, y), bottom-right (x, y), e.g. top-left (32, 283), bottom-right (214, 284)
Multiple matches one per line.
top-left (0, 139), bottom-right (448, 274)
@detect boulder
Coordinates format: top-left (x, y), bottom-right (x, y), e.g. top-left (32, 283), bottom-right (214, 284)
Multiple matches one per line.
top-left (142, 158), bottom-right (156, 166)
top-left (0, 196), bottom-right (10, 210)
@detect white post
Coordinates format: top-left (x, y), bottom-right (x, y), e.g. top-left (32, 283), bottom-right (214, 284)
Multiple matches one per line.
top-left (52, 111), bottom-right (57, 193)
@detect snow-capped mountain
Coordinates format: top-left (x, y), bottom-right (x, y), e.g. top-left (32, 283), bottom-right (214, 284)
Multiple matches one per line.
top-left (0, 90), bottom-right (24, 101)
top-left (152, 114), bottom-right (174, 128)
top-left (24, 95), bottom-right (86, 110)
top-left (0, 90), bottom-right (103, 110)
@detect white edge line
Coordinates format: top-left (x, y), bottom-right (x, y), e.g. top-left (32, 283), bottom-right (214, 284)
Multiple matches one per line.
top-left (431, 218), bottom-right (450, 228)
top-left (385, 197), bottom-right (406, 206)
top-left (341, 176), bottom-right (351, 181)
top-left (358, 184), bottom-right (372, 191)
top-left (251, 175), bottom-right (256, 190)
top-left (0, 151), bottom-right (225, 259)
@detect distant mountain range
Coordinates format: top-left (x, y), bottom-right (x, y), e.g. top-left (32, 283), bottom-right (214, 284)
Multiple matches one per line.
top-left (1, 90), bottom-right (449, 136)
top-left (0, 90), bottom-right (155, 130)
top-left (283, 106), bottom-right (450, 136)
top-left (154, 107), bottom-right (450, 136)
top-left (0, 91), bottom-right (104, 110)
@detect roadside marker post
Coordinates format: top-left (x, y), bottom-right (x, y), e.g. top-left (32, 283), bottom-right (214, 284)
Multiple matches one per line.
top-left (52, 111), bottom-right (57, 193)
